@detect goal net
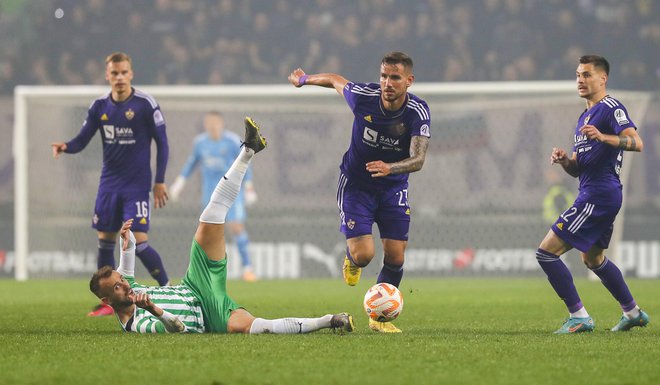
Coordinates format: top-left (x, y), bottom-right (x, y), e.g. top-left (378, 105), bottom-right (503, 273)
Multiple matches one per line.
top-left (13, 83), bottom-right (653, 281)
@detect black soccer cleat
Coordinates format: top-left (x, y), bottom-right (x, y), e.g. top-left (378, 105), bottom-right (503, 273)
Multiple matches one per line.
top-left (243, 117), bottom-right (267, 154)
top-left (330, 312), bottom-right (355, 334)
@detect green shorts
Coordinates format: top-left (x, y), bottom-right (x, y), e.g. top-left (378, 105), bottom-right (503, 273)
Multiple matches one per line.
top-left (182, 240), bottom-right (241, 333)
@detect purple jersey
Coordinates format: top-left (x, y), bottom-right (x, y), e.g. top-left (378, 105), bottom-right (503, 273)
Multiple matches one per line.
top-left (341, 82), bottom-right (431, 191)
top-left (65, 88), bottom-right (169, 192)
top-left (574, 95), bottom-right (635, 203)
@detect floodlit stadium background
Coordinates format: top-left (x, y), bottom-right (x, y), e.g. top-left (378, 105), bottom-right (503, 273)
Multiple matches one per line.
top-left (1, 0), bottom-right (659, 280)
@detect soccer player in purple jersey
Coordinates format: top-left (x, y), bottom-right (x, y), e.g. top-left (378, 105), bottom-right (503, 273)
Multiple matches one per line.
top-left (51, 52), bottom-right (171, 317)
top-left (288, 52), bottom-right (431, 333)
top-left (537, 55), bottom-right (649, 334)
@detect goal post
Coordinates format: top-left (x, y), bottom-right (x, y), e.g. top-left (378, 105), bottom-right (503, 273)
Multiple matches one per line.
top-left (13, 82), bottom-right (651, 281)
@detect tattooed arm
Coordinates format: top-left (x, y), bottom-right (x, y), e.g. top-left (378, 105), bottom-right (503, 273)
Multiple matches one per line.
top-left (579, 125), bottom-right (643, 152)
top-left (366, 136), bottom-right (430, 177)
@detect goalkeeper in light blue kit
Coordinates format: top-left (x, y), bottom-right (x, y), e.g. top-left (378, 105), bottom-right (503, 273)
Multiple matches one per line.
top-left (170, 111), bottom-right (258, 282)
top-left (89, 118), bottom-right (354, 334)
top-left (538, 55), bottom-right (649, 334)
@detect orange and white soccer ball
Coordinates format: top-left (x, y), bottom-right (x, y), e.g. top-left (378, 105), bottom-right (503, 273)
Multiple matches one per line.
top-left (363, 283), bottom-right (403, 322)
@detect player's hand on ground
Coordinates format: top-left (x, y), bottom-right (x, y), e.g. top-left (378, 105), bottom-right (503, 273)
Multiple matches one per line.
top-left (50, 142), bottom-right (67, 158)
top-left (288, 68), bottom-right (306, 87)
top-left (550, 147), bottom-right (568, 166)
top-left (579, 124), bottom-right (604, 142)
top-left (120, 219), bottom-right (135, 251)
top-left (153, 183), bottom-right (169, 208)
top-left (366, 160), bottom-right (392, 177)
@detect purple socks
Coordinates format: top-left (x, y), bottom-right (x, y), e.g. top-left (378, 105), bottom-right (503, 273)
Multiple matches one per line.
top-left (536, 248), bottom-right (583, 313)
top-left (136, 242), bottom-right (169, 285)
top-left (590, 257), bottom-right (637, 312)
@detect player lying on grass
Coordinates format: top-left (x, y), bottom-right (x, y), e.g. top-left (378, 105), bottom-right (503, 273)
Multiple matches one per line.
top-left (89, 118), bottom-right (354, 334)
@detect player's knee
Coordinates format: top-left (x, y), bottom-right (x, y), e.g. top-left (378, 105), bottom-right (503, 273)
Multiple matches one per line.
top-left (581, 254), bottom-right (604, 269)
top-left (228, 309), bottom-right (255, 334)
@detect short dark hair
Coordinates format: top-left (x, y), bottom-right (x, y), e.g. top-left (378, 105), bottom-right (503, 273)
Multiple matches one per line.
top-left (105, 51), bottom-right (132, 65)
top-left (89, 265), bottom-right (114, 298)
top-left (579, 55), bottom-right (609, 75)
top-left (381, 51), bottom-right (413, 71)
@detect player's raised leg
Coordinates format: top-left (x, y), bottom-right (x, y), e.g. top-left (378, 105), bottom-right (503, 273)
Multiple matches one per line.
top-left (536, 230), bottom-right (594, 334)
top-left (582, 249), bottom-right (650, 331)
top-left (196, 117), bottom-right (266, 260)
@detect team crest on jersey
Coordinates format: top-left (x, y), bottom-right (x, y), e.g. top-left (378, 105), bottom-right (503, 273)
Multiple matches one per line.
top-left (614, 109), bottom-right (629, 125)
top-left (139, 217), bottom-right (147, 225)
top-left (556, 222), bottom-right (563, 230)
top-left (364, 115), bottom-right (372, 122)
top-left (125, 109), bottom-right (135, 120)
top-left (101, 113), bottom-right (109, 121)
top-left (347, 219), bottom-right (355, 230)
top-left (583, 114), bottom-right (590, 125)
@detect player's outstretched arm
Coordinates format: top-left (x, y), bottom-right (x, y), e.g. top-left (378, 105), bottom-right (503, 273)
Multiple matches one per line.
top-left (550, 147), bottom-right (579, 177)
top-left (366, 136), bottom-right (429, 177)
top-left (580, 125), bottom-right (643, 152)
top-left (117, 219), bottom-right (136, 277)
top-left (288, 68), bottom-right (349, 95)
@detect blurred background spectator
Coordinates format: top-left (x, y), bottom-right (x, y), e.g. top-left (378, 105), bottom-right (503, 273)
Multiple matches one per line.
top-left (1, 0), bottom-right (658, 92)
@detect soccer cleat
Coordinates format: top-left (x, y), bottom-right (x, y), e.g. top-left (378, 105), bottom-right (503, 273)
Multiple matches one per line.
top-left (242, 269), bottom-right (258, 282)
top-left (611, 310), bottom-right (650, 332)
top-left (243, 117), bottom-right (267, 154)
top-left (342, 256), bottom-right (361, 286)
top-left (87, 303), bottom-right (114, 317)
top-left (553, 316), bottom-right (594, 334)
top-left (369, 318), bottom-right (402, 333)
top-left (330, 312), bottom-right (355, 334)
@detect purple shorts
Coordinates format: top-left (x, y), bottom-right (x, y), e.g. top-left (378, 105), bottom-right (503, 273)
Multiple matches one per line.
top-left (336, 173), bottom-right (410, 241)
top-left (92, 190), bottom-right (151, 233)
top-left (551, 197), bottom-right (620, 253)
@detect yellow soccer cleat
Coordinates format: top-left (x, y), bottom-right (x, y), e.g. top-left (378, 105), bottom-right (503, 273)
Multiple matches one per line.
top-left (369, 318), bottom-right (402, 333)
top-left (342, 255), bottom-right (362, 286)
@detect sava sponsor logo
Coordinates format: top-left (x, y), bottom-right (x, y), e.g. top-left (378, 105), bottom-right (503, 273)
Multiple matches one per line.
top-left (103, 126), bottom-right (134, 143)
top-left (362, 127), bottom-right (401, 149)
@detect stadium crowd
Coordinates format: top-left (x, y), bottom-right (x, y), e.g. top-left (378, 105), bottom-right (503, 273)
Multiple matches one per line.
top-left (0, 0), bottom-right (658, 93)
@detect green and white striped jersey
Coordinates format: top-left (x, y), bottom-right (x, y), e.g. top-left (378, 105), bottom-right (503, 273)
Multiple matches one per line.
top-left (120, 276), bottom-right (206, 333)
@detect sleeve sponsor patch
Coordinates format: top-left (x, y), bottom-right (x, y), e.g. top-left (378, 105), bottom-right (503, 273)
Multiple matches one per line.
top-left (420, 124), bottom-right (430, 137)
top-left (614, 108), bottom-right (629, 125)
top-left (153, 110), bottom-right (165, 126)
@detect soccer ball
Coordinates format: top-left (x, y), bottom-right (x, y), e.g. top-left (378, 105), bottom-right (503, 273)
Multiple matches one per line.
top-left (363, 283), bottom-right (403, 322)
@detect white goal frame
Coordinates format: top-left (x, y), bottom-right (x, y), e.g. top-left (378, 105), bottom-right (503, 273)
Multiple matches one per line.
top-left (17, 80), bottom-right (631, 281)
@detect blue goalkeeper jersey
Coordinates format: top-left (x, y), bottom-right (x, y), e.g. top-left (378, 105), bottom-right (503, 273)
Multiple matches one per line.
top-left (179, 130), bottom-right (252, 206)
top-left (65, 88), bottom-right (169, 192)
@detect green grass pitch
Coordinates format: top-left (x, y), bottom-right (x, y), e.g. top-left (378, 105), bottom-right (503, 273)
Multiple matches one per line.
top-left (1, 278), bottom-right (658, 385)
